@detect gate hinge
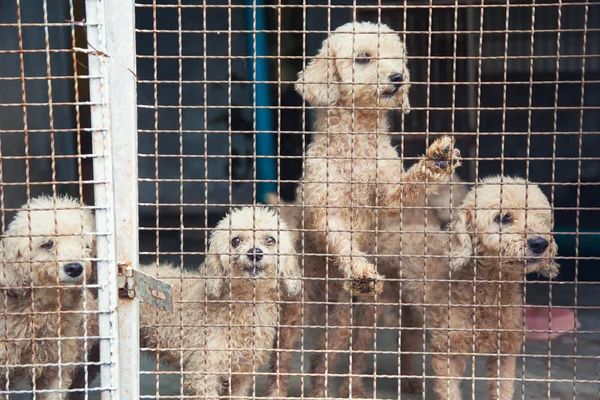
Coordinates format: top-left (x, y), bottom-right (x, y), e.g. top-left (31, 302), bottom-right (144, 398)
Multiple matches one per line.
top-left (117, 262), bottom-right (173, 313)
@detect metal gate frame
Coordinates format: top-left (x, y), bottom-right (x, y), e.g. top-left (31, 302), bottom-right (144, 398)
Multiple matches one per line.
top-left (85, 0), bottom-right (140, 398)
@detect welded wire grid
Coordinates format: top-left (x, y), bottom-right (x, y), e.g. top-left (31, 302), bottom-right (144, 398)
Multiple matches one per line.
top-left (0, 0), bottom-right (120, 398)
top-left (134, 1), bottom-right (599, 399)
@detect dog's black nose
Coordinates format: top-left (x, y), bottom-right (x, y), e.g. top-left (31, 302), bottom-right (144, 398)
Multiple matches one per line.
top-left (247, 248), bottom-right (263, 262)
top-left (527, 237), bottom-right (549, 255)
top-left (64, 262), bottom-right (84, 278)
top-left (389, 73), bottom-right (404, 84)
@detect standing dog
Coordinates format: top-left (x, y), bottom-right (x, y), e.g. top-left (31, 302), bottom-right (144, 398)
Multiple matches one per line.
top-left (338, 177), bottom-right (470, 397)
top-left (267, 21), bottom-right (461, 398)
top-left (0, 195), bottom-right (96, 399)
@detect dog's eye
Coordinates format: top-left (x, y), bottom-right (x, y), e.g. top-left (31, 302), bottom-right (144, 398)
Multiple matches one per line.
top-left (355, 52), bottom-right (371, 64)
top-left (231, 237), bottom-right (241, 248)
top-left (40, 240), bottom-right (55, 250)
top-left (265, 237), bottom-right (276, 246)
top-left (494, 213), bottom-right (513, 225)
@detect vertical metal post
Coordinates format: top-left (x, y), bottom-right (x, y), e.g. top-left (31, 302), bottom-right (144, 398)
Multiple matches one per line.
top-left (85, 0), bottom-right (139, 398)
top-left (105, 0), bottom-right (140, 398)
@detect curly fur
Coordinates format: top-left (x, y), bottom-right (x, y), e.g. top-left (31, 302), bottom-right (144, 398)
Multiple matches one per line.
top-left (395, 176), bottom-right (558, 400)
top-left (266, 21), bottom-right (461, 398)
top-left (139, 207), bottom-right (300, 399)
top-left (0, 195), bottom-right (97, 399)
top-left (338, 177), bottom-right (470, 397)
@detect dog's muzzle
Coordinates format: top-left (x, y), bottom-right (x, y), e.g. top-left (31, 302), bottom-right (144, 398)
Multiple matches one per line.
top-left (244, 262), bottom-right (265, 277)
top-left (525, 236), bottom-right (550, 264)
top-left (380, 73), bottom-right (404, 97)
top-left (63, 262), bottom-right (84, 278)
top-left (245, 248), bottom-right (265, 277)
top-left (527, 237), bottom-right (549, 255)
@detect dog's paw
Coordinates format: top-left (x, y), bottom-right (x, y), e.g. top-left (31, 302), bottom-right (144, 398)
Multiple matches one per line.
top-left (424, 136), bottom-right (461, 175)
top-left (401, 377), bottom-right (423, 394)
top-left (343, 261), bottom-right (384, 296)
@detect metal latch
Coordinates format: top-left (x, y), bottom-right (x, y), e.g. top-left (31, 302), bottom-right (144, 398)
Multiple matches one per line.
top-left (117, 263), bottom-right (173, 313)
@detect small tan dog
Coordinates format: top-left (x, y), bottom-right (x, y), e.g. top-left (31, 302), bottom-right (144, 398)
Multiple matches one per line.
top-left (397, 176), bottom-right (559, 399)
top-left (0, 195), bottom-right (96, 399)
top-left (139, 207), bottom-right (300, 398)
top-left (267, 21), bottom-right (461, 398)
top-left (338, 177), bottom-right (470, 397)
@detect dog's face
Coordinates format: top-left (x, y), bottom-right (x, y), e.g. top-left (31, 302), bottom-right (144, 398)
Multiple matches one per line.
top-left (450, 176), bottom-right (559, 278)
top-left (296, 21), bottom-right (411, 111)
top-left (1, 196), bottom-right (95, 293)
top-left (205, 207), bottom-right (300, 298)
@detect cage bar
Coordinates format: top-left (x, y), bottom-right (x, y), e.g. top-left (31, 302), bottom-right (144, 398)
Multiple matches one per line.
top-left (85, 0), bottom-right (140, 398)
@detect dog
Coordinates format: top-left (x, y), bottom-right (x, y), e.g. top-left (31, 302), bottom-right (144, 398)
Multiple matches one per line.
top-left (398, 175), bottom-right (559, 399)
top-left (337, 177), bottom-right (470, 397)
top-left (0, 195), bottom-right (97, 399)
top-left (139, 207), bottom-right (300, 398)
top-left (267, 21), bottom-right (462, 398)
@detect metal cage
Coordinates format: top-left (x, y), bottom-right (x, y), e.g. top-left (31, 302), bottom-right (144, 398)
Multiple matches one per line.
top-left (0, 0), bottom-right (597, 399)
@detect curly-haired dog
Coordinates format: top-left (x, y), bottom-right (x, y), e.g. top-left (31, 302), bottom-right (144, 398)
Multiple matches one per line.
top-left (338, 177), bottom-right (470, 397)
top-left (266, 21), bottom-right (461, 398)
top-left (296, 20), bottom-right (461, 296)
top-left (396, 176), bottom-right (559, 400)
top-left (0, 195), bottom-right (97, 399)
top-left (139, 207), bottom-right (300, 399)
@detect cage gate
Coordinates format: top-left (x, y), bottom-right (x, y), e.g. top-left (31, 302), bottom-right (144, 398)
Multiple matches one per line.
top-left (84, 0), bottom-right (140, 398)
top-left (85, 0), bottom-right (175, 399)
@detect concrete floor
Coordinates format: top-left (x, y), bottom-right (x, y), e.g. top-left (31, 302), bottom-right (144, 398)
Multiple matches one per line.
top-left (130, 283), bottom-right (600, 400)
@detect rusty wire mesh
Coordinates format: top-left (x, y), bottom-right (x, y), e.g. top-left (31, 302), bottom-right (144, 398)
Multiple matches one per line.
top-left (134, 1), bottom-right (599, 399)
top-left (0, 0), bottom-right (598, 398)
top-left (0, 0), bottom-right (118, 399)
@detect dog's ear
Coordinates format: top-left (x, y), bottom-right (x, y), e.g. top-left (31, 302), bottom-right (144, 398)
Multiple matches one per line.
top-left (0, 238), bottom-right (31, 298)
top-left (204, 229), bottom-right (231, 299)
top-left (278, 245), bottom-right (301, 299)
top-left (204, 251), bottom-right (229, 299)
top-left (449, 209), bottom-right (473, 271)
top-left (400, 59), bottom-right (411, 115)
top-left (295, 41), bottom-right (340, 106)
top-left (539, 240), bottom-right (560, 279)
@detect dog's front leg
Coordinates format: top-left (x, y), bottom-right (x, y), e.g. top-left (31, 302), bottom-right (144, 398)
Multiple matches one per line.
top-left (229, 366), bottom-right (256, 400)
top-left (431, 353), bottom-right (466, 400)
top-left (400, 305), bottom-right (424, 394)
top-left (337, 299), bottom-right (374, 398)
top-left (487, 355), bottom-right (517, 400)
top-left (309, 300), bottom-right (353, 398)
top-left (0, 375), bottom-right (10, 400)
top-left (35, 366), bottom-right (73, 400)
top-left (380, 136), bottom-right (462, 209)
top-left (183, 371), bottom-right (220, 399)
top-left (265, 297), bottom-right (303, 398)
top-left (314, 211), bottom-right (383, 296)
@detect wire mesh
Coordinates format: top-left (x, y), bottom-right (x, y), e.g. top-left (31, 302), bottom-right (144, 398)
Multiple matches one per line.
top-left (134, 1), bottom-right (600, 399)
top-left (1, 0), bottom-right (598, 398)
top-left (0, 0), bottom-right (119, 398)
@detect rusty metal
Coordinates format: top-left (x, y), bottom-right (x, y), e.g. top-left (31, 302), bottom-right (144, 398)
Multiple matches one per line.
top-left (117, 262), bottom-right (173, 313)
top-left (0, 0), bottom-right (594, 399)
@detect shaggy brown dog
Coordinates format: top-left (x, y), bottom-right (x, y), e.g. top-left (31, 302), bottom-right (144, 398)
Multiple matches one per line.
top-left (0, 195), bottom-right (96, 399)
top-left (397, 176), bottom-right (559, 400)
top-left (139, 207), bottom-right (300, 398)
top-left (338, 177), bottom-right (470, 397)
top-left (266, 21), bottom-right (461, 398)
